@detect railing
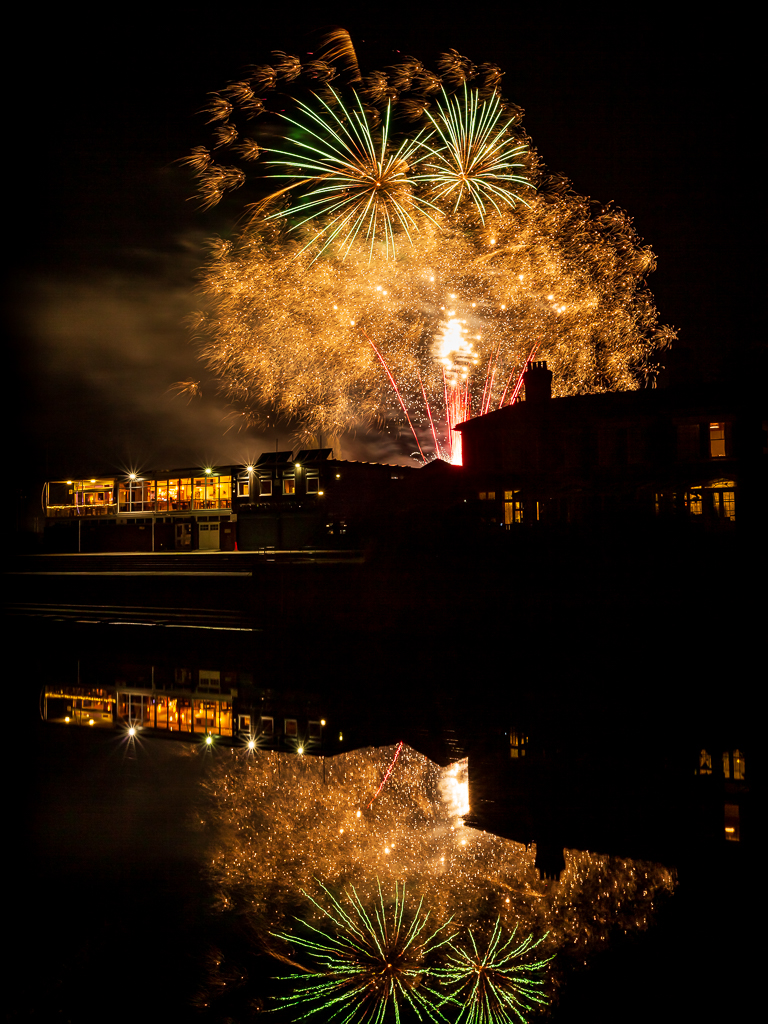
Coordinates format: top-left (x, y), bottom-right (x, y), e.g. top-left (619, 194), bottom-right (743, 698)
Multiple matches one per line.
top-left (47, 499), bottom-right (234, 517)
top-left (46, 504), bottom-right (118, 517)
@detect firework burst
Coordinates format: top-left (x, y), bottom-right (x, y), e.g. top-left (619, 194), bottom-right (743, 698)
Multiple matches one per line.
top-left (271, 880), bottom-right (453, 1022)
top-left (185, 32), bottom-right (674, 456)
top-left (261, 89), bottom-right (437, 261)
top-left (419, 87), bottom-right (533, 221)
top-left (439, 918), bottom-right (553, 1023)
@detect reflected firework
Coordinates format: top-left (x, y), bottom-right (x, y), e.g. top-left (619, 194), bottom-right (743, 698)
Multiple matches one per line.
top-left (185, 33), bottom-right (674, 457)
top-left (439, 918), bottom-right (553, 1023)
top-left (193, 744), bottom-right (675, 1017)
top-left (272, 880), bottom-right (452, 1022)
top-left (198, 744), bottom-right (675, 963)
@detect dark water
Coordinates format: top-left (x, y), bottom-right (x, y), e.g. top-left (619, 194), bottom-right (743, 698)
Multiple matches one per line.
top-left (13, 616), bottom-right (752, 1022)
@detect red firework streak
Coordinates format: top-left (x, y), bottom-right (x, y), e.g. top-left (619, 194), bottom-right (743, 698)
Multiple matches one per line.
top-left (445, 375), bottom-right (471, 466)
top-left (499, 339), bottom-right (544, 408)
top-left (366, 741), bottom-right (404, 810)
top-left (364, 331), bottom-right (427, 462)
top-left (366, 331), bottom-right (542, 464)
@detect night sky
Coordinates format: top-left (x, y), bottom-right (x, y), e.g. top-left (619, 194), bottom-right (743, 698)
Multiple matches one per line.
top-left (9, 4), bottom-right (759, 484)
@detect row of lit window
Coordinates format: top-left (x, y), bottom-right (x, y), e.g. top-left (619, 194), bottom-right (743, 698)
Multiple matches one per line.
top-left (655, 487), bottom-right (736, 521)
top-left (697, 749), bottom-right (745, 779)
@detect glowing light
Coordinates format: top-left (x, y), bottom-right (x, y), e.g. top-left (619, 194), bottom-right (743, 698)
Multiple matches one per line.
top-left (205, 734), bottom-right (214, 745)
top-left (128, 726), bottom-right (136, 737)
top-left (247, 739), bottom-right (256, 750)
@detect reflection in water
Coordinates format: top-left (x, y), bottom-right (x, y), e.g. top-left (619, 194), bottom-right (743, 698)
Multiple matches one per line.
top-left (271, 880), bottom-right (457, 1021)
top-left (198, 743), bottom-right (676, 1014)
top-left (271, 881), bottom-right (553, 1022)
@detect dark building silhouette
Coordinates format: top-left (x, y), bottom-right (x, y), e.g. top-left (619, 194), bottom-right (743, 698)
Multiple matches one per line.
top-left (454, 362), bottom-right (766, 536)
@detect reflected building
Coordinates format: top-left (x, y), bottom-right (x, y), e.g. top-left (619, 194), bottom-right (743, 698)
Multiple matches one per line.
top-left (42, 656), bottom-right (332, 752)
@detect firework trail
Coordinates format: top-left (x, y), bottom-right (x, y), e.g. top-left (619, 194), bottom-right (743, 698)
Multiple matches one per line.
top-left (185, 32), bottom-right (674, 459)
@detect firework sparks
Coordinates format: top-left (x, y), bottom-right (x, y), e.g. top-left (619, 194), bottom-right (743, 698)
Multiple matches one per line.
top-left (419, 87), bottom-right (533, 221)
top-left (262, 89), bottom-right (437, 260)
top-left (185, 39), bottom-right (674, 454)
top-left (439, 918), bottom-right (553, 1023)
top-left (272, 880), bottom-right (453, 1022)
top-left (197, 743), bottom-right (675, 966)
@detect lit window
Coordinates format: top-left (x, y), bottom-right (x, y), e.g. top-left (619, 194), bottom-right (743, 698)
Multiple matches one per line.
top-left (478, 492), bottom-right (487, 500)
top-left (724, 803), bottom-right (740, 841)
top-left (724, 749), bottom-right (746, 780)
top-left (504, 491), bottom-right (524, 525)
top-left (697, 749), bottom-right (712, 775)
top-left (509, 730), bottom-right (527, 759)
top-left (237, 478), bottom-right (250, 498)
top-left (709, 422), bottom-right (727, 458)
top-left (711, 489), bottom-right (736, 521)
top-left (283, 477), bottom-right (296, 496)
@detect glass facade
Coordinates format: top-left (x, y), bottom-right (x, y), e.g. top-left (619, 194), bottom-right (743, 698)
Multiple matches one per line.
top-left (47, 473), bottom-right (233, 516)
top-left (46, 480), bottom-right (117, 516)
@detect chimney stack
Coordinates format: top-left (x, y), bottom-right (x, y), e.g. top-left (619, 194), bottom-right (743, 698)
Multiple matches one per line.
top-left (522, 360), bottom-right (552, 403)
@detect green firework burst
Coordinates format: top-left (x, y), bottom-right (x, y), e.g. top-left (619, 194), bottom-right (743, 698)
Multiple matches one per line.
top-left (271, 880), bottom-right (454, 1022)
top-left (418, 87), bottom-right (533, 221)
top-left (264, 89), bottom-right (437, 260)
top-left (438, 918), bottom-right (553, 1023)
